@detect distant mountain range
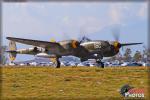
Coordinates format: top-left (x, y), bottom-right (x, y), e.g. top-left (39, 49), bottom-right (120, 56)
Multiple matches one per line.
top-left (15, 56), bottom-right (81, 64)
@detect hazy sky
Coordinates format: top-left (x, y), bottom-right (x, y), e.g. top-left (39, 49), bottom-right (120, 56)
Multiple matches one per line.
top-left (2, 2), bottom-right (148, 61)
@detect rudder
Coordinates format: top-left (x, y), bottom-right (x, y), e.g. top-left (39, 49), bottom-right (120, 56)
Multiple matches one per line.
top-left (8, 41), bottom-right (17, 62)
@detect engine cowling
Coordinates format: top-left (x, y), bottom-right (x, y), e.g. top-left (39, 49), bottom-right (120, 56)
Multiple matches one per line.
top-left (59, 40), bottom-right (80, 49)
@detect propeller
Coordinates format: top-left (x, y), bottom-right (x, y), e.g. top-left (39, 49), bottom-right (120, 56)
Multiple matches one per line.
top-left (78, 36), bottom-right (91, 44)
top-left (113, 41), bottom-right (142, 52)
top-left (111, 25), bottom-right (142, 52)
top-left (77, 28), bottom-right (92, 44)
top-left (69, 28), bottom-right (92, 49)
top-left (71, 36), bottom-right (91, 49)
top-left (112, 26), bottom-right (120, 41)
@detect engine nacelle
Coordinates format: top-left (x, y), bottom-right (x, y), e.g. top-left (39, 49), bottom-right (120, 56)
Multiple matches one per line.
top-left (59, 40), bottom-right (80, 49)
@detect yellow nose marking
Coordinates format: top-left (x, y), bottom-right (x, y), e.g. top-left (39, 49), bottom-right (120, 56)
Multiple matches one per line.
top-left (114, 41), bottom-right (119, 51)
top-left (50, 38), bottom-right (56, 42)
top-left (114, 42), bottom-right (118, 47)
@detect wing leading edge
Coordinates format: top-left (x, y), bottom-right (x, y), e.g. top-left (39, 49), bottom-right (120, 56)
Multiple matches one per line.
top-left (121, 43), bottom-right (143, 47)
top-left (6, 37), bottom-right (61, 48)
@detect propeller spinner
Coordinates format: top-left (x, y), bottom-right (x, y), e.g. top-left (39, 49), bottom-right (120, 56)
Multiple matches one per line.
top-left (113, 41), bottom-right (142, 52)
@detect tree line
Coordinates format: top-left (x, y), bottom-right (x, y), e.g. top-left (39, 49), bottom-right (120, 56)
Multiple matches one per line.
top-left (109, 48), bottom-right (150, 63)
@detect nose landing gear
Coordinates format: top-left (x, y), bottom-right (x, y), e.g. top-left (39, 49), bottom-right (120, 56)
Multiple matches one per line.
top-left (96, 59), bottom-right (104, 68)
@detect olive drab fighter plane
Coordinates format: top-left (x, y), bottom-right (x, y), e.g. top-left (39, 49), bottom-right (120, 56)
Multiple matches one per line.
top-left (6, 36), bottom-right (142, 68)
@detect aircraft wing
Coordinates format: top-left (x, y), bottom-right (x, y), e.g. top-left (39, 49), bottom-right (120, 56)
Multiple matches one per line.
top-left (121, 43), bottom-right (143, 46)
top-left (6, 37), bottom-right (62, 48)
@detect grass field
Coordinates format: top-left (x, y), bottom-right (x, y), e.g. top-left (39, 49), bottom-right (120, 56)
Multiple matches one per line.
top-left (1, 66), bottom-right (149, 100)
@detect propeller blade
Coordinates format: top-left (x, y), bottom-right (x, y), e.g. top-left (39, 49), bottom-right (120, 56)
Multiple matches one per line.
top-left (121, 43), bottom-right (143, 47)
top-left (77, 28), bottom-right (92, 43)
top-left (112, 25), bottom-right (121, 41)
top-left (61, 32), bottom-right (72, 40)
top-left (79, 36), bottom-right (92, 44)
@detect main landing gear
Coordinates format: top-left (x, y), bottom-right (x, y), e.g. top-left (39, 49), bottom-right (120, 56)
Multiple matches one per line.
top-left (96, 59), bottom-right (104, 68)
top-left (55, 58), bottom-right (60, 68)
top-left (51, 58), bottom-right (61, 68)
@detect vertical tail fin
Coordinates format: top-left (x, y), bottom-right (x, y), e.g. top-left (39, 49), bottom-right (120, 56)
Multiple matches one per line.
top-left (8, 41), bottom-right (17, 62)
top-left (9, 41), bottom-right (17, 51)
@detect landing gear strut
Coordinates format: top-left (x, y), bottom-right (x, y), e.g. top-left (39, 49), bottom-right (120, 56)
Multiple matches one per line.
top-left (56, 58), bottom-right (60, 68)
top-left (96, 59), bottom-right (104, 68)
top-left (51, 58), bottom-right (60, 68)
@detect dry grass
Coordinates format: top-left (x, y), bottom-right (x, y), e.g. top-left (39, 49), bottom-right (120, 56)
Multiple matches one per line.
top-left (1, 66), bottom-right (149, 100)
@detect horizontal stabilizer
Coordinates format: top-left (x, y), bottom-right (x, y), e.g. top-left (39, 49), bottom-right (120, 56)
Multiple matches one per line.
top-left (5, 50), bottom-right (17, 53)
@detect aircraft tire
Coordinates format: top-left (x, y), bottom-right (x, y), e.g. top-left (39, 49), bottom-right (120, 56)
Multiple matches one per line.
top-left (101, 62), bottom-right (104, 68)
top-left (96, 60), bottom-right (104, 68)
top-left (56, 59), bottom-right (60, 68)
top-left (52, 58), bottom-right (60, 68)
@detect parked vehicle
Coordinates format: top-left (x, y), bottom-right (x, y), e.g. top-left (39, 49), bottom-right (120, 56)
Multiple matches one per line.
top-left (127, 62), bottom-right (142, 66)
